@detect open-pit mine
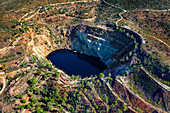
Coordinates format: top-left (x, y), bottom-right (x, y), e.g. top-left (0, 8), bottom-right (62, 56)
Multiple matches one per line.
top-left (0, 0), bottom-right (169, 112)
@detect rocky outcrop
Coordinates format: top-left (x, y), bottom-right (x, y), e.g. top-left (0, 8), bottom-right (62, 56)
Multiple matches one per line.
top-left (70, 25), bottom-right (135, 67)
top-left (72, 31), bottom-right (117, 66)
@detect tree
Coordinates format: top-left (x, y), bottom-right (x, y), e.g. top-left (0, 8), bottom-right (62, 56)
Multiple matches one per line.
top-left (26, 104), bottom-right (31, 109)
top-left (126, 33), bottom-right (129, 37)
top-left (126, 56), bottom-right (129, 61)
top-left (92, 83), bottom-right (94, 88)
top-left (135, 43), bottom-right (138, 49)
top-left (84, 88), bottom-right (87, 92)
top-left (106, 106), bottom-right (109, 112)
top-left (123, 104), bottom-right (127, 111)
top-left (30, 77), bottom-right (37, 86)
top-left (111, 104), bottom-right (115, 109)
top-left (3, 64), bottom-right (6, 68)
top-left (63, 97), bottom-right (67, 102)
top-left (33, 55), bottom-right (36, 63)
top-left (16, 94), bottom-right (21, 99)
top-left (47, 102), bottom-right (53, 111)
top-left (105, 96), bottom-right (109, 103)
top-left (55, 101), bottom-right (58, 107)
top-left (86, 108), bottom-right (90, 113)
top-left (115, 101), bottom-right (118, 106)
top-left (117, 108), bottom-right (123, 113)
top-left (30, 102), bottom-right (34, 107)
top-left (21, 99), bottom-right (26, 103)
top-left (99, 73), bottom-right (105, 78)
top-left (31, 97), bottom-right (38, 104)
top-left (116, 27), bottom-right (119, 30)
top-left (78, 96), bottom-right (81, 101)
top-left (125, 70), bottom-right (129, 75)
top-left (129, 51), bottom-right (132, 56)
top-left (17, 105), bottom-right (20, 109)
top-left (20, 105), bottom-right (25, 109)
top-left (86, 81), bottom-right (90, 86)
top-left (126, 98), bottom-right (129, 102)
top-left (36, 88), bottom-right (40, 94)
top-left (55, 71), bottom-right (59, 78)
top-left (62, 99), bottom-right (65, 104)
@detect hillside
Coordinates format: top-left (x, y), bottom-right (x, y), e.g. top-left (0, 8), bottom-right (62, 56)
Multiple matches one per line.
top-left (104, 0), bottom-right (170, 10)
top-left (0, 0), bottom-right (83, 13)
top-left (0, 0), bottom-right (169, 113)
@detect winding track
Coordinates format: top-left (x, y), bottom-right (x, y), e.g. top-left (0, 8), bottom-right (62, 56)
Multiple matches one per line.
top-left (101, 0), bottom-right (146, 44)
top-left (101, 78), bottom-right (137, 113)
top-left (116, 77), bottom-right (167, 113)
top-left (101, 0), bottom-right (170, 112)
top-left (141, 67), bottom-right (170, 91)
top-left (0, 75), bottom-right (6, 95)
top-left (1, 0), bottom-right (169, 112)
top-left (18, 0), bottom-right (99, 22)
top-left (102, 0), bottom-right (170, 48)
top-left (102, 0), bottom-right (170, 91)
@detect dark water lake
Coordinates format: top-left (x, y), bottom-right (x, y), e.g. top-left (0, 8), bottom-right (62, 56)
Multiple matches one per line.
top-left (47, 49), bottom-right (107, 77)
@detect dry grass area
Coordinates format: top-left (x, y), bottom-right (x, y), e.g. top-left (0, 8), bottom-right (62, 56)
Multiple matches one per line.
top-left (0, 0), bottom-right (84, 13)
top-left (119, 18), bottom-right (170, 66)
top-left (123, 11), bottom-right (170, 45)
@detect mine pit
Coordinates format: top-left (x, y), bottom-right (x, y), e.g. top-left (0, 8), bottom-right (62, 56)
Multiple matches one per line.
top-left (47, 24), bottom-right (138, 77)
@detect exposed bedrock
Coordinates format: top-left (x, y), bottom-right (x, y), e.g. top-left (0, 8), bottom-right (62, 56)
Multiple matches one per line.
top-left (70, 24), bottom-right (137, 68)
top-left (72, 31), bottom-right (118, 65)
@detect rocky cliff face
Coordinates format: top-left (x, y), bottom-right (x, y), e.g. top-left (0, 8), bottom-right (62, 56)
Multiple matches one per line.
top-left (70, 25), bottom-right (134, 67)
top-left (72, 31), bottom-right (117, 66)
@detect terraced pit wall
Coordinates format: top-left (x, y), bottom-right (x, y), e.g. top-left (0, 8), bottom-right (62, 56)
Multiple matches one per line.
top-left (70, 24), bottom-right (142, 68)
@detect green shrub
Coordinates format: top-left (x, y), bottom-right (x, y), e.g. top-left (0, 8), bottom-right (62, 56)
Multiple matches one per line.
top-left (99, 73), bottom-right (105, 78)
top-left (20, 105), bottom-right (25, 109)
top-left (31, 97), bottom-right (38, 104)
top-left (117, 108), bottom-right (123, 113)
top-left (26, 104), bottom-right (31, 109)
top-left (123, 104), bottom-right (127, 111)
top-left (3, 64), bottom-right (6, 68)
top-left (21, 99), bottom-right (26, 103)
top-left (30, 77), bottom-right (37, 86)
